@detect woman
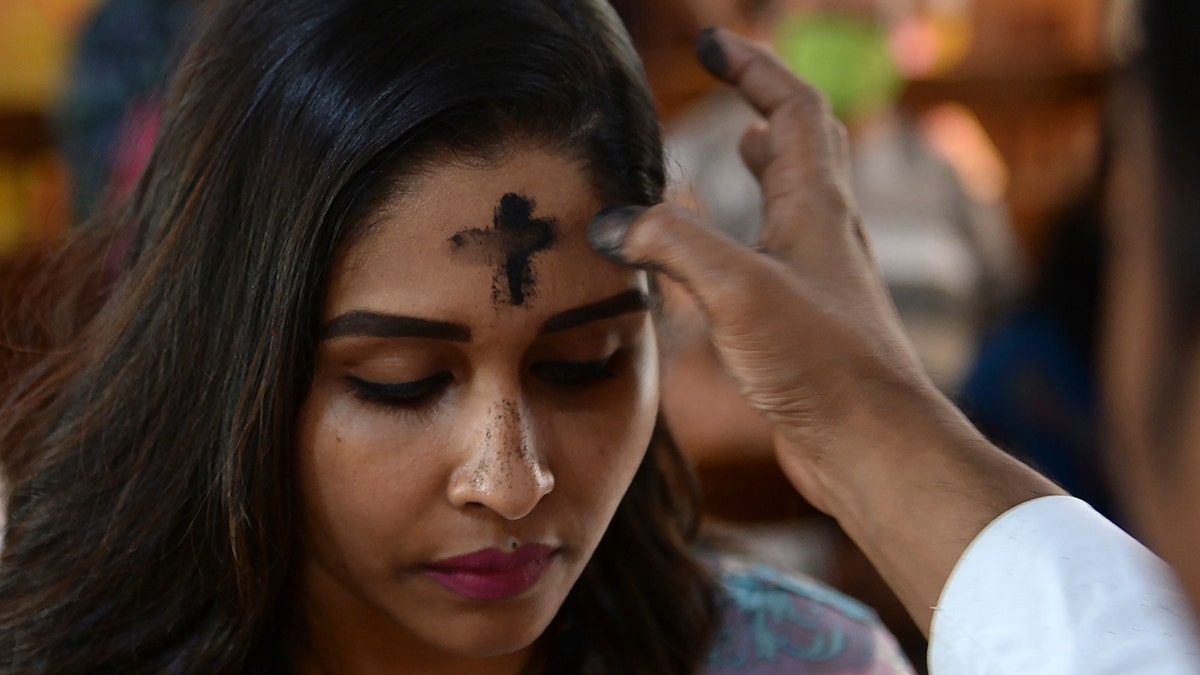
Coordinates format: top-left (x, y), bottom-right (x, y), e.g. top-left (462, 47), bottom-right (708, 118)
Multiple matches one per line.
top-left (0, 1), bottom-right (909, 672)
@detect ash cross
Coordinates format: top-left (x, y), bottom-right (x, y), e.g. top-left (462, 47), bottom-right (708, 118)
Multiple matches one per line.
top-left (448, 193), bottom-right (557, 306)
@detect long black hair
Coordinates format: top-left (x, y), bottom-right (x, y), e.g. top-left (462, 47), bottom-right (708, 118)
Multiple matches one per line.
top-left (0, 1), bottom-right (717, 672)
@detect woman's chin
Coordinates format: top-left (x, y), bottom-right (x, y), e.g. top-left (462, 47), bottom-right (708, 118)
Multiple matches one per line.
top-left (388, 589), bottom-right (565, 661)
top-left (413, 614), bottom-right (549, 660)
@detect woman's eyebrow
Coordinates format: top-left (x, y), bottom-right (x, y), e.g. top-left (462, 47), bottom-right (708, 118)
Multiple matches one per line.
top-left (321, 289), bottom-right (648, 341)
top-left (538, 289), bottom-right (650, 335)
top-left (322, 312), bottom-right (471, 341)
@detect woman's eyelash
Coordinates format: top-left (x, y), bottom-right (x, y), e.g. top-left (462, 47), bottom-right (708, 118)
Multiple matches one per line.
top-left (347, 372), bottom-right (452, 407)
top-left (346, 353), bottom-right (619, 407)
top-left (532, 352), bottom-right (620, 385)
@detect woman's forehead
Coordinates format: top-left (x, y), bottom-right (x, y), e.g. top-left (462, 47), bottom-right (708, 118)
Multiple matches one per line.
top-left (324, 148), bottom-right (640, 323)
top-left (356, 148), bottom-right (598, 245)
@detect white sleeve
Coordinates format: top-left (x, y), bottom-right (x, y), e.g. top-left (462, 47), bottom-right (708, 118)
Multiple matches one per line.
top-left (928, 495), bottom-right (1200, 674)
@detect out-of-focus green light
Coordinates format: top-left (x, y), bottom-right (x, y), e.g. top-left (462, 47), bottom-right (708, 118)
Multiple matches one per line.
top-left (774, 12), bottom-right (904, 123)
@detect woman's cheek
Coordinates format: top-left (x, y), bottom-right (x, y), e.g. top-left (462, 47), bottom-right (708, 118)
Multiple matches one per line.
top-left (297, 384), bottom-right (449, 538)
top-left (568, 343), bottom-right (659, 491)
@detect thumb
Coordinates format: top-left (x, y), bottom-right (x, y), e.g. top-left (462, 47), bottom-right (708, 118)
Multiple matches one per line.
top-left (588, 203), bottom-right (777, 320)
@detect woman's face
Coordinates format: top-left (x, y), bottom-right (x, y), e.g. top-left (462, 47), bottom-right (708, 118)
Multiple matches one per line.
top-left (292, 146), bottom-right (659, 670)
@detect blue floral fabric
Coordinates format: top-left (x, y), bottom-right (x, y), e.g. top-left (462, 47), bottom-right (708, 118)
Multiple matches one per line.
top-left (704, 562), bottom-right (914, 674)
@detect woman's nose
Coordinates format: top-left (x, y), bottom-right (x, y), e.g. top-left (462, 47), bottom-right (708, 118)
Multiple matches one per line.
top-left (447, 399), bottom-right (555, 520)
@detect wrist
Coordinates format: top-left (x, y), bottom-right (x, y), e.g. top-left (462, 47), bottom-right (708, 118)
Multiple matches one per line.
top-left (773, 382), bottom-right (1063, 634)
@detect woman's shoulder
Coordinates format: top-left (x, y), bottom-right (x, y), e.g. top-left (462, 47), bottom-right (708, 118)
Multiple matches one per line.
top-left (702, 558), bottom-right (915, 674)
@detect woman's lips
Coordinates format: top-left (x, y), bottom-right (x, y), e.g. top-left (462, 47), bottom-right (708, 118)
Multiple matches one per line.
top-left (423, 545), bottom-right (557, 600)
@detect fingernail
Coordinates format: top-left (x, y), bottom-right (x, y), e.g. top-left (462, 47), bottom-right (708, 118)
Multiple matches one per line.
top-left (695, 27), bottom-right (728, 78)
top-left (588, 205), bottom-right (645, 262)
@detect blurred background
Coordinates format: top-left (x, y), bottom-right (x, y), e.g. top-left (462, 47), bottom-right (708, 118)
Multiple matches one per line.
top-left (0, 0), bottom-right (1135, 669)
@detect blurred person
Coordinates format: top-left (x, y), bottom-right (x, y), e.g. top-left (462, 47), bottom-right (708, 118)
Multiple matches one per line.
top-left (54, 0), bottom-right (197, 223)
top-left (0, 1), bottom-right (913, 673)
top-left (960, 164), bottom-right (1118, 520)
top-left (0, 0), bottom-right (198, 448)
top-left (0, 0), bottom-right (200, 391)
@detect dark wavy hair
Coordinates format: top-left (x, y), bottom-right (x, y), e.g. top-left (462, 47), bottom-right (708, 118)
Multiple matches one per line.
top-left (0, 1), bottom-right (717, 672)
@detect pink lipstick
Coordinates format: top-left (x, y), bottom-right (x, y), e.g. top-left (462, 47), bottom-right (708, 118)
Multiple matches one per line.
top-left (424, 545), bottom-right (556, 600)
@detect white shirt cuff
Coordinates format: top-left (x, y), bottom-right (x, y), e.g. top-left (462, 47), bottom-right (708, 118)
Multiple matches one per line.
top-left (929, 495), bottom-right (1200, 674)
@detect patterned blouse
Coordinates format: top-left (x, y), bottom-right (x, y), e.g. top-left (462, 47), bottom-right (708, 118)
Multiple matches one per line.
top-left (703, 560), bottom-right (914, 673)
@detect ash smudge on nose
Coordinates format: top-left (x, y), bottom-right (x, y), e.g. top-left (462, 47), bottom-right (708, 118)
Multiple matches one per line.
top-left (448, 193), bottom-right (557, 307)
top-left (474, 400), bottom-right (521, 489)
top-left (472, 425), bottom-right (494, 490)
top-left (498, 400), bottom-right (520, 486)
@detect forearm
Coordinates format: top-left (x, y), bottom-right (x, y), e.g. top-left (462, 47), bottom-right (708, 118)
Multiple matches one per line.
top-left (776, 385), bottom-right (1063, 634)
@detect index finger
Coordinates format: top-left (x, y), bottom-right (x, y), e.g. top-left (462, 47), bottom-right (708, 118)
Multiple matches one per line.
top-left (693, 27), bottom-right (855, 261)
top-left (695, 27), bottom-right (829, 119)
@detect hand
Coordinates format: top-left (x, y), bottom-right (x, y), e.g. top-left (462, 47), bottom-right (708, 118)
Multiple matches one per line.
top-left (591, 28), bottom-right (935, 513)
top-left (589, 27), bottom-right (1061, 633)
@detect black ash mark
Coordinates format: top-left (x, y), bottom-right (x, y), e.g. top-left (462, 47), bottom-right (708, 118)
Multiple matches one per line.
top-left (448, 193), bottom-right (557, 307)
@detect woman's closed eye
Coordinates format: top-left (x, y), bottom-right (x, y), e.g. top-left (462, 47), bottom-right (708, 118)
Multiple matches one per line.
top-left (531, 351), bottom-right (620, 386)
top-left (344, 350), bottom-right (623, 410)
top-left (347, 371), bottom-right (452, 408)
